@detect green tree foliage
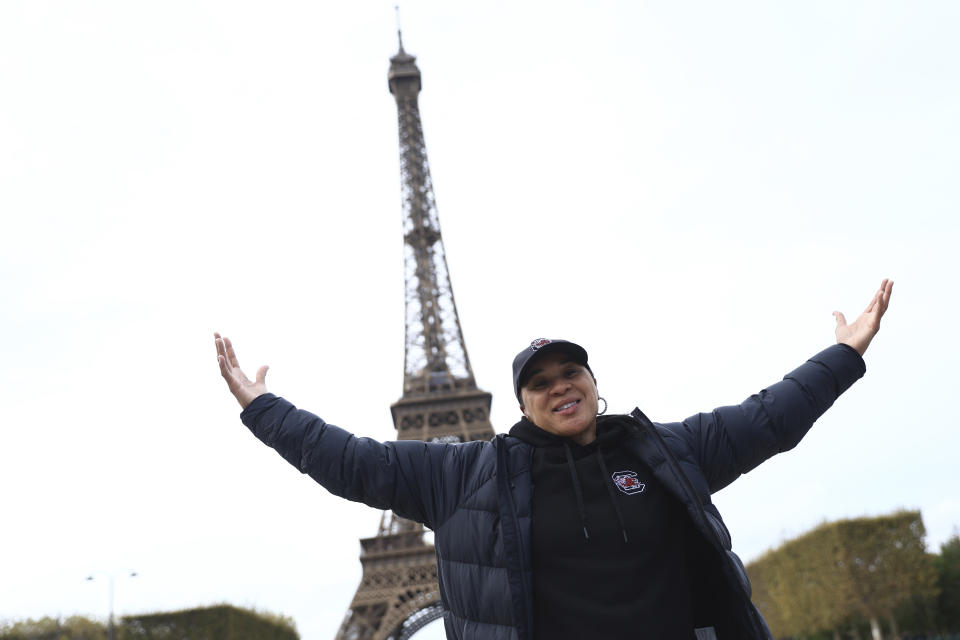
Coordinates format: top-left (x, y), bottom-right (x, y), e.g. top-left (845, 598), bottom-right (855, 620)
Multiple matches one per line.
top-left (749, 521), bottom-right (855, 638)
top-left (842, 511), bottom-right (938, 631)
top-left (746, 510), bottom-right (940, 639)
top-left (122, 604), bottom-right (298, 640)
top-left (0, 615), bottom-right (107, 640)
top-left (892, 554), bottom-right (940, 636)
top-left (935, 533), bottom-right (960, 631)
top-left (1, 606), bottom-right (297, 640)
top-left (747, 551), bottom-right (789, 635)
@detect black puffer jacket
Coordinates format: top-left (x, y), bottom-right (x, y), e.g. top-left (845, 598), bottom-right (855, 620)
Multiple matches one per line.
top-left (240, 344), bottom-right (865, 639)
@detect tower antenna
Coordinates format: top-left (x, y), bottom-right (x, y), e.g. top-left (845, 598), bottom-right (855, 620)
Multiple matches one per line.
top-left (394, 5), bottom-right (404, 52)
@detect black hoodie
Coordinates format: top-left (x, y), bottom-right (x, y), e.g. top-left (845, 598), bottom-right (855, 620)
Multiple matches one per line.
top-left (510, 415), bottom-right (697, 639)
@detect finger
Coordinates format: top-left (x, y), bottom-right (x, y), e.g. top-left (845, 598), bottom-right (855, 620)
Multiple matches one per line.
top-left (215, 334), bottom-right (230, 369)
top-left (255, 365), bottom-right (269, 386)
top-left (833, 311), bottom-right (847, 329)
top-left (224, 336), bottom-right (241, 369)
top-left (867, 279), bottom-right (891, 313)
top-left (880, 279), bottom-right (893, 311)
top-left (863, 289), bottom-right (881, 314)
top-left (218, 354), bottom-right (230, 378)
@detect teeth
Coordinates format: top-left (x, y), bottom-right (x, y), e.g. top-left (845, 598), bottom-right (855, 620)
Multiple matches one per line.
top-left (556, 401), bottom-right (577, 411)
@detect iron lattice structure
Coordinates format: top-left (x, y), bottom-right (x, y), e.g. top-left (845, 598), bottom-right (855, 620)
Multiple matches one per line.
top-left (334, 35), bottom-right (495, 640)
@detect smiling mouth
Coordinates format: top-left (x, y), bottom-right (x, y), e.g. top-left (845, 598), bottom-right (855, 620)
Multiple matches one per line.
top-left (554, 400), bottom-right (580, 412)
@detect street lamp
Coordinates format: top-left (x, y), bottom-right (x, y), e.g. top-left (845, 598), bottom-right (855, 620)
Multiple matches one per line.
top-left (85, 571), bottom-right (138, 640)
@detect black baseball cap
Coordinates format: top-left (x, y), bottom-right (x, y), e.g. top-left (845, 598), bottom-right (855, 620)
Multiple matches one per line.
top-left (512, 338), bottom-right (591, 403)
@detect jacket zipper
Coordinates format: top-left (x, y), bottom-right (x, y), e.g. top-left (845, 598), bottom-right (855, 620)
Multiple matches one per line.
top-left (496, 434), bottom-right (533, 640)
top-left (628, 409), bottom-right (724, 550)
top-left (629, 409), bottom-right (768, 639)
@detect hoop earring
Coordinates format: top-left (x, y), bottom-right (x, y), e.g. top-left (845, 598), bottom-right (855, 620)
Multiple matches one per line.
top-left (597, 397), bottom-right (608, 416)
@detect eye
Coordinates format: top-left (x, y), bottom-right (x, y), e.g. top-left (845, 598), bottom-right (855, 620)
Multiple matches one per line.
top-left (564, 368), bottom-right (579, 378)
top-left (530, 379), bottom-right (548, 390)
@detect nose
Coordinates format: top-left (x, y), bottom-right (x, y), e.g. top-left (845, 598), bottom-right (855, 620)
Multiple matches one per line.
top-left (549, 378), bottom-right (571, 395)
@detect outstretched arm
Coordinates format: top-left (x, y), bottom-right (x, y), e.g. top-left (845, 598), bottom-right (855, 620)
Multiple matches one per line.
top-left (834, 278), bottom-right (893, 356)
top-left (215, 332), bottom-right (269, 409)
top-left (672, 279), bottom-right (893, 492)
top-left (213, 332), bottom-right (478, 528)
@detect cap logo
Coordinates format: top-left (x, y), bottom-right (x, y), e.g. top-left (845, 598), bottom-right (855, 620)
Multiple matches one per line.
top-left (612, 470), bottom-right (646, 495)
top-left (530, 338), bottom-right (551, 351)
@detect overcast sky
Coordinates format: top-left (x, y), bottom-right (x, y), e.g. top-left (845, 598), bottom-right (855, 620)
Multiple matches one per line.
top-left (2, 2), bottom-right (958, 639)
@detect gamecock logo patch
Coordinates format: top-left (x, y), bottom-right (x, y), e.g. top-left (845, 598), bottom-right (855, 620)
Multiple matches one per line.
top-left (530, 338), bottom-right (551, 350)
top-left (612, 470), bottom-right (646, 495)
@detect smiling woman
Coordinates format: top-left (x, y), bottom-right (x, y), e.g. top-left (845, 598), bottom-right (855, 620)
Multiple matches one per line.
top-left (214, 280), bottom-right (892, 640)
top-left (513, 341), bottom-right (601, 446)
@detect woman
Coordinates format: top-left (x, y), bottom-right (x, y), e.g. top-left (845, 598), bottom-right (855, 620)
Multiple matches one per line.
top-left (216, 279), bottom-right (892, 640)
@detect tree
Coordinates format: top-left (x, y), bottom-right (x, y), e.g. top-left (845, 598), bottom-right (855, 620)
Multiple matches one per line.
top-left (748, 521), bottom-right (857, 638)
top-left (0, 616), bottom-right (107, 640)
top-left (935, 533), bottom-right (960, 631)
top-left (747, 510), bottom-right (940, 640)
top-left (840, 511), bottom-right (939, 639)
top-left (1, 606), bottom-right (298, 640)
top-left (123, 604), bottom-right (298, 640)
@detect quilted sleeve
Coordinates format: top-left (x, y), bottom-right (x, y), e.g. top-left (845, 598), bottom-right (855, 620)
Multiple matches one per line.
top-left (240, 393), bottom-right (481, 528)
top-left (669, 344), bottom-right (866, 493)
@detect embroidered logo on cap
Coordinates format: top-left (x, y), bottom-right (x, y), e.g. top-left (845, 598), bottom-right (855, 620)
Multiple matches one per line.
top-left (612, 470), bottom-right (646, 495)
top-left (530, 338), bottom-right (551, 350)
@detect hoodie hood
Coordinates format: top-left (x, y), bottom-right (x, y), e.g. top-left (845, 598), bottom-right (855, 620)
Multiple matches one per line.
top-left (509, 414), bottom-right (635, 543)
top-left (509, 414), bottom-right (632, 452)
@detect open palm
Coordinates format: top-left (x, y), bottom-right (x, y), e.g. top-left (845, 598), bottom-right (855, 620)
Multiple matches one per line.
top-left (833, 279), bottom-right (893, 356)
top-left (215, 333), bottom-right (269, 409)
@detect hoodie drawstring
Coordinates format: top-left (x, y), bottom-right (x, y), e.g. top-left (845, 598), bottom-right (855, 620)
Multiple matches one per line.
top-left (563, 441), bottom-right (631, 544)
top-left (562, 442), bottom-right (591, 540)
top-left (596, 443), bottom-right (630, 543)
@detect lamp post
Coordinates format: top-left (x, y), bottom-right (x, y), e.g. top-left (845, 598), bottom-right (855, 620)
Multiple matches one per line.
top-left (85, 571), bottom-right (137, 640)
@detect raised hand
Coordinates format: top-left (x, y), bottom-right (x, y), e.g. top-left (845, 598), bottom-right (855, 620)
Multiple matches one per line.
top-left (833, 279), bottom-right (893, 357)
top-left (215, 333), bottom-right (269, 409)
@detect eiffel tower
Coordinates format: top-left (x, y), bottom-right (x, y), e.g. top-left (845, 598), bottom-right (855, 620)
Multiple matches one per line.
top-left (334, 33), bottom-right (496, 640)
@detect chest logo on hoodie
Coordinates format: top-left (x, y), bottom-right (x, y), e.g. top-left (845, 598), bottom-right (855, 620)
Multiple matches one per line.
top-left (611, 470), bottom-right (646, 495)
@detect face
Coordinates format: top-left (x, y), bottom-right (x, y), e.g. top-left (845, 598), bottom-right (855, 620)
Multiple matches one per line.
top-left (520, 350), bottom-right (599, 446)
